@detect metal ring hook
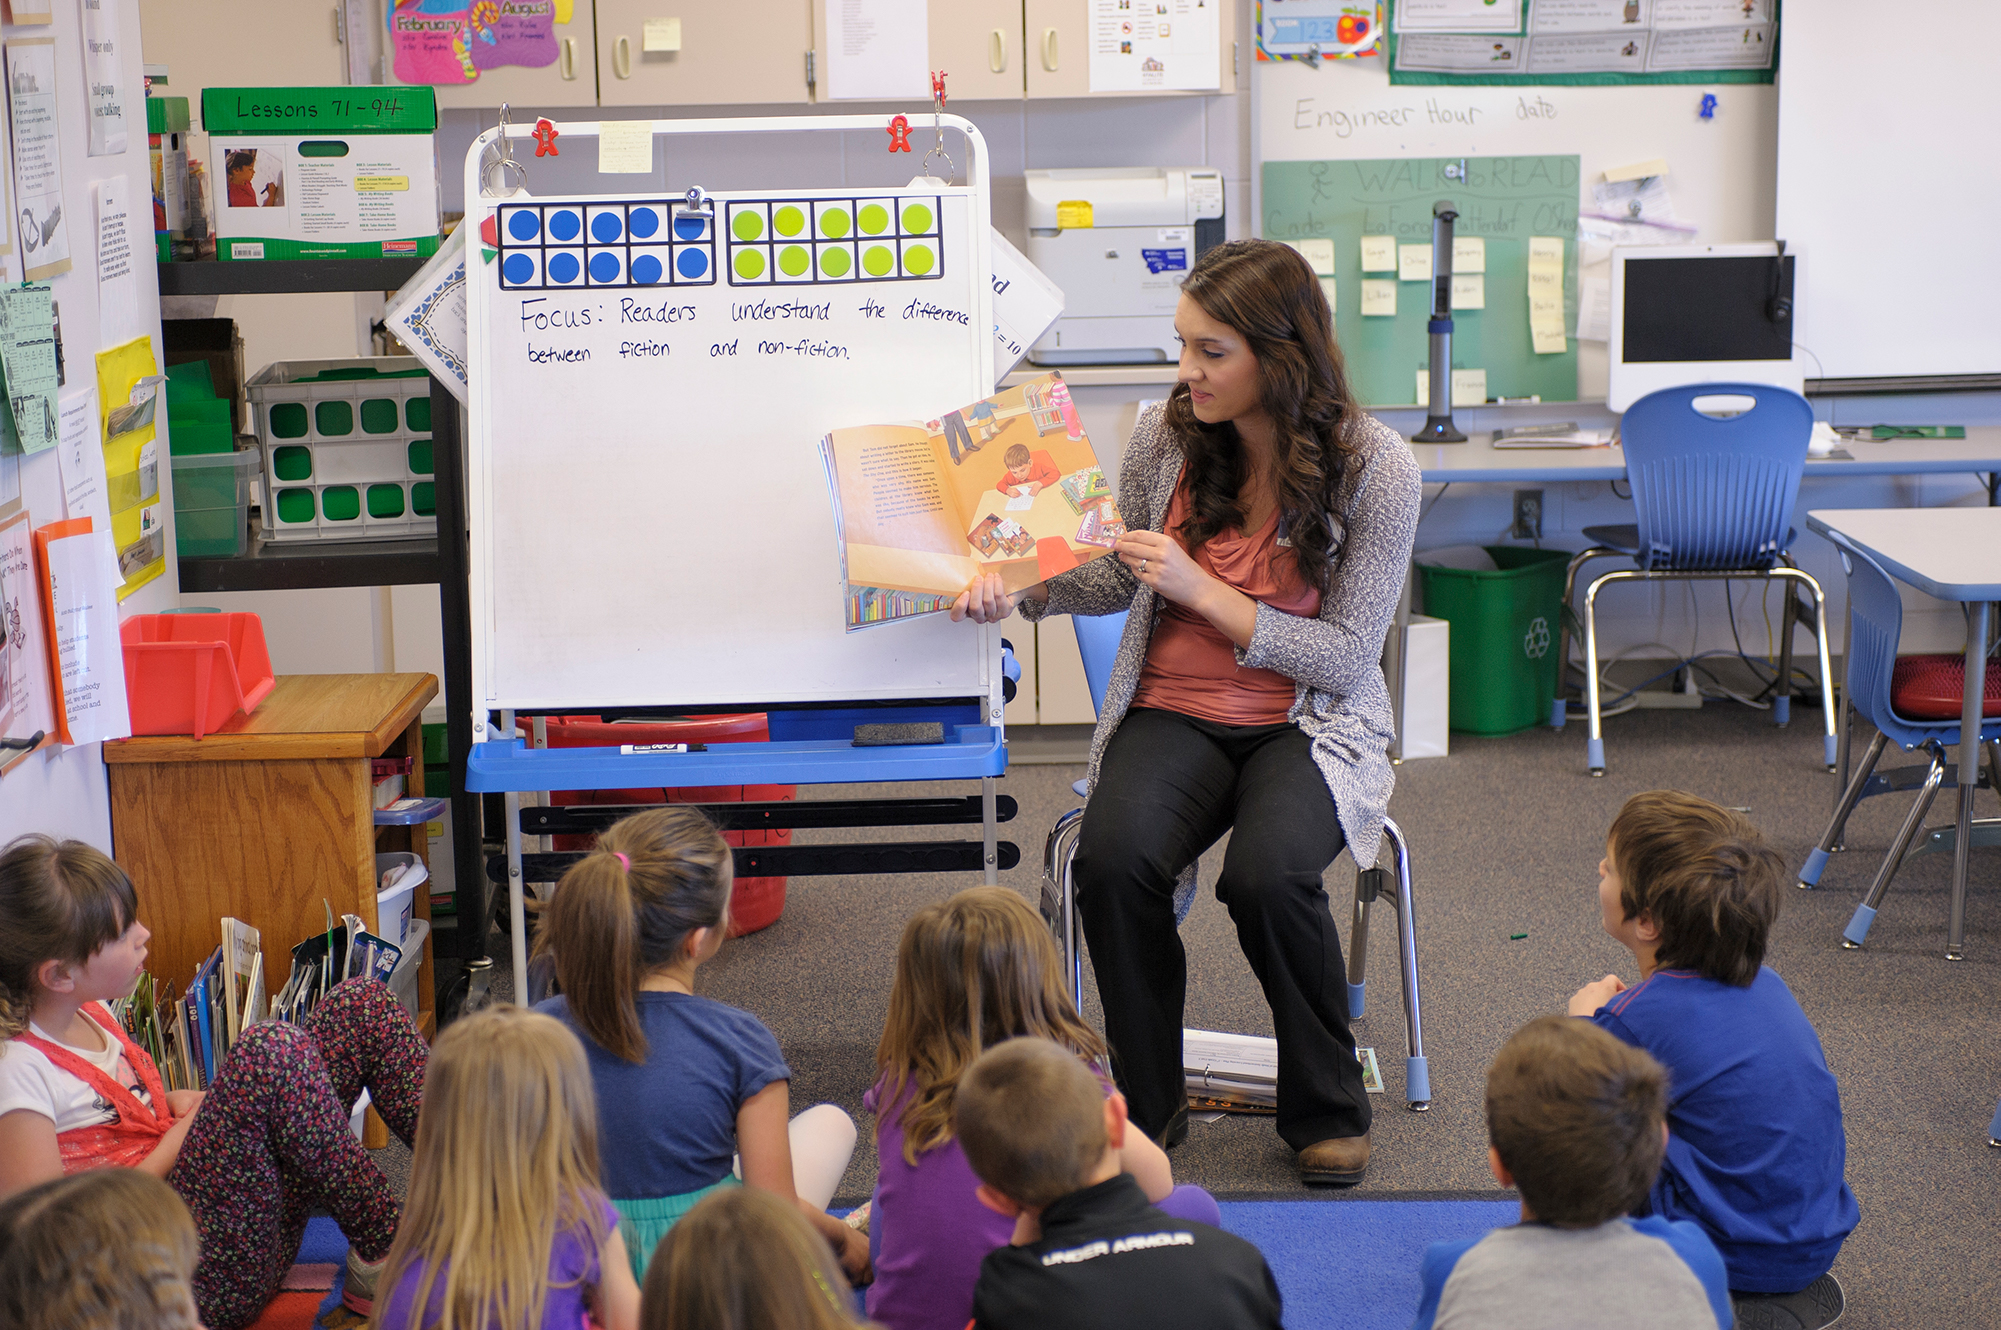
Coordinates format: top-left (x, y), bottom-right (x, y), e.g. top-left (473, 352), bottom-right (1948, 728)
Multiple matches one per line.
top-left (481, 102), bottom-right (528, 196)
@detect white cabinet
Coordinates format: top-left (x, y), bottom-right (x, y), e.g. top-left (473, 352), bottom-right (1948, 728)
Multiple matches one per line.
top-left (598, 0), bottom-right (815, 106)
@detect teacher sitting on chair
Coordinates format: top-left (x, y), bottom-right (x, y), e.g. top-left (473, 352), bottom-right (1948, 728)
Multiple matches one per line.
top-left (952, 239), bottom-right (1420, 1185)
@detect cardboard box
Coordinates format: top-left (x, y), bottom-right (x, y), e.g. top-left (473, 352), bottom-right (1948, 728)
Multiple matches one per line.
top-left (1399, 615), bottom-right (1450, 760)
top-left (201, 87), bottom-right (440, 261)
top-left (148, 96), bottom-right (191, 263)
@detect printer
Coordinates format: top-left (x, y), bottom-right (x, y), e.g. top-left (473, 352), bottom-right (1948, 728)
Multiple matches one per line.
top-left (1025, 167), bottom-right (1225, 365)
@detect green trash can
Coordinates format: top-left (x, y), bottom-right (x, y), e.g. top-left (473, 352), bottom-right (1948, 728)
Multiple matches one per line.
top-left (1415, 546), bottom-right (1570, 736)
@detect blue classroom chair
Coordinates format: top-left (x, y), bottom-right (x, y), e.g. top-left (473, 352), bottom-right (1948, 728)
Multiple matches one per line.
top-left (1796, 529), bottom-right (2001, 952)
top-left (1039, 610), bottom-right (1433, 1111)
top-left (1553, 383), bottom-right (1838, 777)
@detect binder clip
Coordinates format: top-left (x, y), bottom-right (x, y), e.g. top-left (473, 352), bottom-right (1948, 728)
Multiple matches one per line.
top-left (480, 103), bottom-right (528, 198)
top-left (672, 185), bottom-right (715, 234)
top-left (921, 70), bottom-right (956, 184)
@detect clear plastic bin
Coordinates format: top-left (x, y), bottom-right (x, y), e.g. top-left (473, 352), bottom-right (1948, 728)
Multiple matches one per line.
top-left (170, 450), bottom-right (260, 558)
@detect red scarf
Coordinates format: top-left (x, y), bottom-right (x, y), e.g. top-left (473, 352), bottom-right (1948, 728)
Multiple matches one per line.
top-left (15, 1005), bottom-right (172, 1171)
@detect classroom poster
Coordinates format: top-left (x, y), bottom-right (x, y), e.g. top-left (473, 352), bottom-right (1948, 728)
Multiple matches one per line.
top-left (0, 507), bottom-right (55, 770)
top-left (42, 524), bottom-right (128, 745)
top-left (92, 176), bottom-right (138, 343)
top-left (79, 0), bottom-right (127, 156)
top-left (6, 39), bottom-right (73, 279)
top-left (1, 283), bottom-right (59, 453)
top-left (1089, 0), bottom-right (1222, 92)
top-left (94, 337), bottom-right (163, 599)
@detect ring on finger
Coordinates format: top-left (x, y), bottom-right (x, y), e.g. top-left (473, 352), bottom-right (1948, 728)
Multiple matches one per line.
top-left (1139, 558), bottom-right (1149, 573)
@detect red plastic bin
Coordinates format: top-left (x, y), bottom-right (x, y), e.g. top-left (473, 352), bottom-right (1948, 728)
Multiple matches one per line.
top-left (120, 613), bottom-right (276, 739)
top-left (524, 714), bottom-right (793, 936)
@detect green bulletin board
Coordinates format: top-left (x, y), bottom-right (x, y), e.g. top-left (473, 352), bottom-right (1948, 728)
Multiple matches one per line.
top-left (1262, 155), bottom-right (1579, 407)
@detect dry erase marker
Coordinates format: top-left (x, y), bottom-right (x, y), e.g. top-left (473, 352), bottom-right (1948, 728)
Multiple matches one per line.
top-left (620, 742), bottom-right (707, 755)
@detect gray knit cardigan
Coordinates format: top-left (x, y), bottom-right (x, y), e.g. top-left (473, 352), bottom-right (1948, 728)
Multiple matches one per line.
top-left (1021, 402), bottom-right (1421, 898)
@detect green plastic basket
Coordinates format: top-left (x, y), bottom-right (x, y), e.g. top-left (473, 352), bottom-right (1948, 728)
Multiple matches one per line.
top-left (1416, 546), bottom-right (1570, 736)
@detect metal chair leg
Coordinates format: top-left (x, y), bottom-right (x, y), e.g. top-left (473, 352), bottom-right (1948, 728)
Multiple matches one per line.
top-left (1041, 808), bottom-right (1087, 1014)
top-left (1842, 741), bottom-right (1949, 948)
top-left (1553, 547), bottom-right (1622, 729)
top-left (1583, 574), bottom-right (1611, 775)
top-left (1774, 574), bottom-right (1798, 728)
top-left (1378, 818), bottom-right (1430, 1111)
top-left (1801, 730), bottom-right (1889, 888)
top-left (1797, 567), bottom-right (1840, 769)
top-left (1346, 867), bottom-right (1375, 1020)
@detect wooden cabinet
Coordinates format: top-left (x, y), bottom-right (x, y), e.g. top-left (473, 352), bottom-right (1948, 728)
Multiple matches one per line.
top-left (1026, 0), bottom-right (1235, 99)
top-left (598, 0), bottom-right (814, 106)
top-left (929, 0), bottom-right (1027, 101)
top-left (104, 674), bottom-right (441, 1036)
top-left (427, 16), bottom-right (599, 111)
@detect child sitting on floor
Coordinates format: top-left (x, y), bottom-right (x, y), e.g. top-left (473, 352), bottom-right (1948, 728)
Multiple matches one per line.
top-left (1568, 790), bottom-right (1857, 1330)
top-left (866, 887), bottom-right (1216, 1330)
top-left (0, 1169), bottom-right (201, 1330)
top-left (643, 1187), bottom-right (875, 1330)
top-left (1413, 1015), bottom-right (1732, 1330)
top-left (956, 1037), bottom-right (1279, 1330)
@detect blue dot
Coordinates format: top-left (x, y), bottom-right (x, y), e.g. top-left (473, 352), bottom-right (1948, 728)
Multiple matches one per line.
top-left (502, 252), bottom-right (536, 285)
top-left (629, 208), bottom-right (659, 240)
top-left (591, 212), bottom-right (623, 243)
top-left (548, 252), bottom-right (581, 284)
top-left (548, 209), bottom-right (581, 242)
top-left (676, 247), bottom-right (709, 279)
top-left (673, 213), bottom-right (707, 241)
top-left (632, 254), bottom-right (663, 284)
top-left (506, 209), bottom-right (540, 241)
top-left (589, 251), bottom-right (622, 283)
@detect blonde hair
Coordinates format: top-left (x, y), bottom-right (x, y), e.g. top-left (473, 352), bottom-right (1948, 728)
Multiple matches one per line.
top-left (0, 1170), bottom-right (200, 1330)
top-left (875, 887), bottom-right (1105, 1165)
top-left (955, 1038), bottom-right (1109, 1210)
top-left (641, 1188), bottom-right (869, 1330)
top-left (371, 1007), bottom-right (610, 1330)
top-left (0, 835), bottom-right (140, 1040)
top-left (533, 807), bottom-right (733, 1063)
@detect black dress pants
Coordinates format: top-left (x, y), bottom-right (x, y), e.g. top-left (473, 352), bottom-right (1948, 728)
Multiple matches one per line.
top-left (1074, 707), bottom-right (1372, 1151)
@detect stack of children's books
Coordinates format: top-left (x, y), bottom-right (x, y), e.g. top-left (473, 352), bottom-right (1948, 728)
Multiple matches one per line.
top-left (1181, 1028), bottom-right (1382, 1114)
top-left (270, 908), bottom-right (402, 1024)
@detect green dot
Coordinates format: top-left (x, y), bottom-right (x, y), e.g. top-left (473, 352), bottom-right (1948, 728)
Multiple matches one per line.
top-left (903, 243), bottom-right (934, 276)
top-left (859, 204), bottom-right (889, 235)
top-left (367, 484), bottom-right (406, 518)
top-left (322, 486), bottom-right (360, 521)
top-left (412, 482), bottom-right (436, 516)
top-left (273, 445), bottom-right (312, 482)
top-left (269, 402), bottom-right (308, 438)
top-left (731, 209), bottom-right (764, 241)
top-left (863, 245), bottom-right (894, 277)
top-left (901, 203), bottom-right (933, 234)
top-left (819, 246), bottom-right (851, 278)
top-left (774, 205), bottom-right (805, 237)
top-left (778, 245), bottom-right (810, 277)
top-left (276, 488), bottom-right (316, 523)
top-left (734, 248), bottom-right (767, 280)
top-left (819, 207), bottom-right (850, 239)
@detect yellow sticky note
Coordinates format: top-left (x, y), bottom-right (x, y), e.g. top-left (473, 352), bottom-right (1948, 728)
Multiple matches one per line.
top-left (1451, 274), bottom-right (1485, 310)
top-left (1361, 279), bottom-right (1397, 316)
top-left (1319, 276), bottom-right (1337, 313)
top-left (599, 120), bottom-right (654, 174)
top-left (1287, 238), bottom-right (1336, 276)
top-left (643, 17), bottom-right (682, 51)
top-left (1528, 265), bottom-right (1561, 294)
top-left (1529, 236), bottom-right (1565, 266)
top-left (1530, 293), bottom-right (1564, 332)
top-left (1533, 327), bottom-right (1568, 355)
top-left (1398, 244), bottom-right (1433, 283)
top-left (1360, 235), bottom-right (1397, 272)
top-left (554, 0), bottom-right (573, 21)
top-left (1057, 200), bottom-right (1094, 229)
top-left (1413, 369), bottom-right (1488, 408)
top-left (1453, 237), bottom-right (1485, 273)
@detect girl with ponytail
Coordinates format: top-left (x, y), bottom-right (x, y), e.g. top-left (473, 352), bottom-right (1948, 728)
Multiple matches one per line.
top-left (531, 807), bottom-right (866, 1285)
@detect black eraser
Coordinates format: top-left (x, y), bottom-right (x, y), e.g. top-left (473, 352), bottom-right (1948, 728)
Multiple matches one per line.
top-left (853, 722), bottom-right (945, 747)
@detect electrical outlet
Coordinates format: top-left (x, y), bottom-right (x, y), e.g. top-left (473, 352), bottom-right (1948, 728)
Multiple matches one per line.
top-left (1512, 489), bottom-right (1543, 540)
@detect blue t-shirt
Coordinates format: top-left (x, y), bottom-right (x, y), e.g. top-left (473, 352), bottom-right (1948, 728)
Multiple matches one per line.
top-left (1412, 1216), bottom-right (1731, 1330)
top-left (1590, 966), bottom-right (1859, 1293)
top-left (536, 991), bottom-right (789, 1199)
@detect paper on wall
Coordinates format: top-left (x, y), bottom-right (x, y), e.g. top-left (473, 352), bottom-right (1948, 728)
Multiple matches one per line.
top-left (1527, 236), bottom-right (1566, 355)
top-left (80, 0), bottom-right (127, 156)
top-left (56, 389), bottom-right (109, 530)
top-left (824, 0), bottom-right (930, 100)
top-left (1285, 237), bottom-right (1336, 276)
top-left (1415, 368), bottom-right (1488, 407)
top-left (1528, 0), bottom-right (1654, 33)
top-left (1359, 236), bottom-right (1397, 272)
top-left (1393, 33), bottom-right (1525, 71)
top-left (1360, 279), bottom-right (1397, 317)
top-left (1089, 0), bottom-right (1221, 94)
top-left (1525, 30), bottom-right (1650, 74)
top-left (1, 284), bottom-right (60, 452)
top-left (1450, 274), bottom-right (1485, 310)
top-left (598, 121), bottom-right (652, 174)
top-left (641, 17), bottom-right (681, 51)
top-left (989, 228), bottom-right (1064, 388)
top-left (1575, 272), bottom-right (1611, 341)
top-left (93, 177), bottom-right (139, 344)
top-left (45, 528), bottom-right (129, 746)
top-left (0, 508), bottom-right (55, 767)
top-left (6, 40), bottom-right (71, 280)
top-left (1646, 22), bottom-right (1773, 70)
top-left (1452, 237), bottom-right (1485, 273)
top-left (1397, 243), bottom-right (1432, 283)
top-left (1394, 0), bottom-right (1524, 32)
top-left (387, 222), bottom-right (468, 401)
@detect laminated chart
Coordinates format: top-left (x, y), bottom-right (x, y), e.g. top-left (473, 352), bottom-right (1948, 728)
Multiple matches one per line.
top-left (497, 201), bottom-right (718, 290)
top-left (725, 197), bottom-right (943, 285)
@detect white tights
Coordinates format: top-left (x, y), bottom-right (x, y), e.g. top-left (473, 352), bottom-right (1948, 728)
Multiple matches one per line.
top-left (734, 1102), bottom-right (857, 1210)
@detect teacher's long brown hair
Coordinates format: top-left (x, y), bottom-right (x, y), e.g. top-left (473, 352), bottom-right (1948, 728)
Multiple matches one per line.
top-left (1165, 238), bottom-right (1363, 592)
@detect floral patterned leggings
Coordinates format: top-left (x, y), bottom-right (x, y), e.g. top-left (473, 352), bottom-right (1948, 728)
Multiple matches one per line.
top-left (168, 978), bottom-right (428, 1330)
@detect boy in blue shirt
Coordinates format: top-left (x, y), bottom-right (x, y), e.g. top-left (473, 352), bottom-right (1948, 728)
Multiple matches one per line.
top-left (1413, 1015), bottom-right (1732, 1330)
top-left (1569, 790), bottom-right (1858, 1330)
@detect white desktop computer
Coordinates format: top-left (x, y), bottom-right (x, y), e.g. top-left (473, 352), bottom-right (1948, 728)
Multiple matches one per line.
top-left (1607, 242), bottom-right (1802, 413)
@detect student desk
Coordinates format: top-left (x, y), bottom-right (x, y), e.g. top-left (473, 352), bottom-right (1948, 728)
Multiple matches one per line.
top-left (104, 673), bottom-right (440, 1036)
top-left (1803, 509), bottom-right (2001, 960)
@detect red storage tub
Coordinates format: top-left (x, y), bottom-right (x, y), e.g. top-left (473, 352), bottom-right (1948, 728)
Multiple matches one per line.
top-left (120, 613), bottom-right (276, 739)
top-left (526, 714), bottom-right (793, 936)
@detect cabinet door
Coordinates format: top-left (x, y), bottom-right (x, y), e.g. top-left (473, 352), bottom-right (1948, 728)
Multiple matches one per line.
top-left (930, 0), bottom-right (1023, 101)
top-left (598, 0), bottom-right (814, 106)
top-left (416, 7), bottom-right (599, 110)
top-left (1025, 0), bottom-right (1235, 99)
top-left (1036, 614), bottom-right (1099, 725)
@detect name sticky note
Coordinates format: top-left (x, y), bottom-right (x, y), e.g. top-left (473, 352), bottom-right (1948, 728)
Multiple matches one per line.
top-left (599, 120), bottom-right (654, 173)
top-left (1451, 274), bottom-right (1485, 310)
top-left (1287, 237), bottom-right (1336, 276)
top-left (1398, 244), bottom-right (1433, 283)
top-left (1360, 235), bottom-right (1397, 272)
top-left (1453, 237), bottom-right (1485, 273)
top-left (643, 17), bottom-right (682, 51)
top-left (1415, 368), bottom-right (1489, 408)
top-left (1361, 279), bottom-right (1397, 316)
top-left (1319, 276), bottom-right (1337, 313)
top-left (1528, 236), bottom-right (1565, 266)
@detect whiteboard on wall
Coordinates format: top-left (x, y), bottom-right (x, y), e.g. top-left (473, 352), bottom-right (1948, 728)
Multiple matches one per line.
top-left (1255, 58), bottom-right (1777, 399)
top-left (464, 118), bottom-right (999, 715)
top-left (1776, 1), bottom-right (2001, 383)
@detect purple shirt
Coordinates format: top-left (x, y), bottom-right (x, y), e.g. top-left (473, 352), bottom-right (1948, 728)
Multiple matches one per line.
top-left (864, 1078), bottom-right (1015, 1330)
top-left (379, 1194), bottom-right (616, 1330)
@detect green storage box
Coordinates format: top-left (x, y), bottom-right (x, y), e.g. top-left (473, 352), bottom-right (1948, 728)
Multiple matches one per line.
top-left (1416, 546), bottom-right (1569, 736)
top-left (171, 450), bottom-right (261, 558)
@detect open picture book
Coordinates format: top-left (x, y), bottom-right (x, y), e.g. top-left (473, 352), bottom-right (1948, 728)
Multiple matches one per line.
top-left (820, 372), bottom-right (1125, 630)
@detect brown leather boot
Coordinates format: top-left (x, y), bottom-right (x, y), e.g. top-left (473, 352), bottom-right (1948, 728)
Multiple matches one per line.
top-left (1296, 1134), bottom-right (1370, 1186)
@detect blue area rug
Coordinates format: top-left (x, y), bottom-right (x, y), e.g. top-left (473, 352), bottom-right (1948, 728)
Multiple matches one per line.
top-left (1218, 1199), bottom-right (1519, 1330)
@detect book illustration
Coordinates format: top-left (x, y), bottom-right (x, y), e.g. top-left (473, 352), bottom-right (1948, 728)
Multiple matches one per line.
top-left (1058, 465), bottom-right (1111, 514)
top-left (1075, 499), bottom-right (1127, 549)
top-left (967, 513), bottom-right (1035, 559)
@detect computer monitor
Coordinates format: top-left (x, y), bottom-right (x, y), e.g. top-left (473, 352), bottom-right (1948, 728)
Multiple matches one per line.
top-left (1607, 242), bottom-right (1802, 413)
